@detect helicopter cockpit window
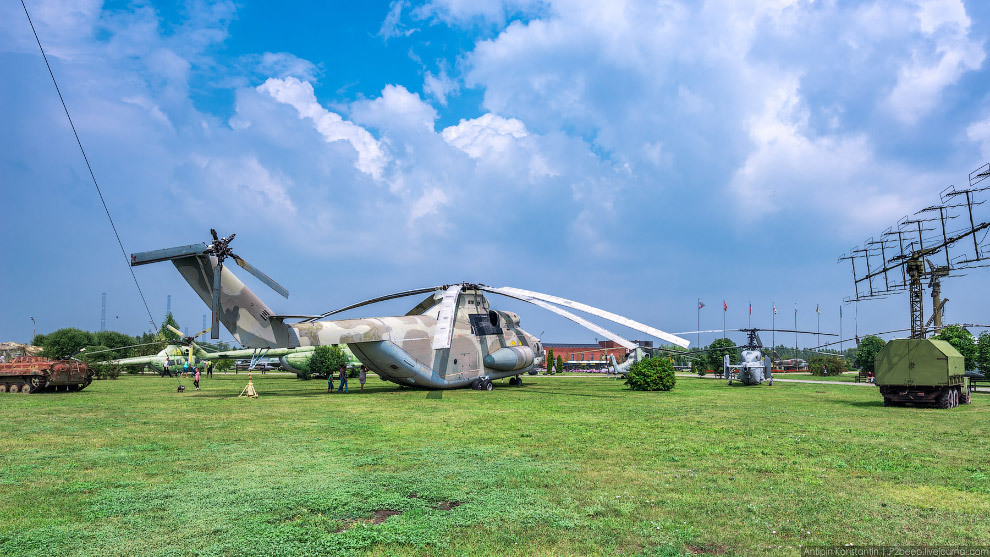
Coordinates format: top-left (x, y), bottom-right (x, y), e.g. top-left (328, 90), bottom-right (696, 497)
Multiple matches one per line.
top-left (469, 313), bottom-right (502, 336)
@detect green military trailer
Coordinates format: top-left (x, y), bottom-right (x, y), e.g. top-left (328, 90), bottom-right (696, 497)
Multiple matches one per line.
top-left (874, 338), bottom-right (971, 408)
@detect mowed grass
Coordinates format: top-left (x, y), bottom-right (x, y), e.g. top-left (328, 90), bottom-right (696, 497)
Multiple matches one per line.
top-left (1, 373), bottom-right (988, 556)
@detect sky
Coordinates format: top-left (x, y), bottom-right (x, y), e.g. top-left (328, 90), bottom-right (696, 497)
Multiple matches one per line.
top-left (2, 0), bottom-right (990, 350)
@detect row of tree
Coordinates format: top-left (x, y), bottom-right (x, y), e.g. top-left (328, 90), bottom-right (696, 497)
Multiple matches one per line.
top-left (30, 313), bottom-right (233, 365)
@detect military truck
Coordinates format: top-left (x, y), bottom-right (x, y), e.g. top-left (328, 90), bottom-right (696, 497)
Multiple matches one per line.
top-left (874, 338), bottom-right (970, 408)
top-left (0, 356), bottom-right (93, 393)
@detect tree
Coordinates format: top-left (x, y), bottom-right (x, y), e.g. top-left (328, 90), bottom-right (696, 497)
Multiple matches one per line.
top-left (625, 356), bottom-right (676, 391)
top-left (159, 312), bottom-right (182, 343)
top-left (706, 338), bottom-right (738, 371)
top-left (977, 332), bottom-right (990, 374)
top-left (306, 345), bottom-right (348, 380)
top-left (854, 335), bottom-right (886, 374)
top-left (546, 349), bottom-right (554, 374)
top-left (808, 355), bottom-right (849, 376)
top-left (93, 331), bottom-right (138, 359)
top-left (555, 355), bottom-right (563, 375)
top-left (691, 358), bottom-right (706, 376)
top-left (934, 325), bottom-right (977, 371)
top-left (39, 328), bottom-right (94, 360)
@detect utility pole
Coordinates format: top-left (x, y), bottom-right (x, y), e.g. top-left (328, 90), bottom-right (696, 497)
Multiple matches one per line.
top-left (794, 304), bottom-right (798, 355)
top-left (101, 293), bottom-right (107, 332)
top-left (30, 316), bottom-right (36, 341)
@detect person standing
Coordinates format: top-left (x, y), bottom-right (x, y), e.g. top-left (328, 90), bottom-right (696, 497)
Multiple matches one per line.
top-left (163, 358), bottom-right (169, 377)
top-left (327, 371), bottom-right (334, 393)
top-left (337, 364), bottom-right (349, 394)
top-left (194, 367), bottom-right (201, 391)
top-left (359, 365), bottom-right (367, 392)
top-left (183, 361), bottom-right (189, 378)
top-left (206, 362), bottom-right (213, 378)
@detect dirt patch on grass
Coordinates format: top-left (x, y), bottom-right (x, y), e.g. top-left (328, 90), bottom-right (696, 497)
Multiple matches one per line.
top-left (335, 509), bottom-right (403, 532)
top-left (437, 501), bottom-right (461, 511)
top-left (685, 543), bottom-right (727, 555)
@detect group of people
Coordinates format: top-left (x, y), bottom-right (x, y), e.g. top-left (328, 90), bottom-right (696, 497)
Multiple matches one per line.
top-left (328, 364), bottom-right (368, 394)
top-left (162, 359), bottom-right (213, 391)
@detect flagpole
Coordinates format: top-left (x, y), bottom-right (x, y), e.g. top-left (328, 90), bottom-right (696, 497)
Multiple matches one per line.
top-left (771, 302), bottom-right (775, 352)
top-left (794, 304), bottom-right (798, 355)
top-left (840, 305), bottom-right (843, 356)
top-left (748, 300), bottom-right (751, 328)
top-left (722, 300), bottom-right (726, 339)
top-left (817, 305), bottom-right (821, 350)
top-left (697, 298), bottom-right (701, 349)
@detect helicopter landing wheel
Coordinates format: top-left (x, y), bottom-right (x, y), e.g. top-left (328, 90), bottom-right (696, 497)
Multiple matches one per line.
top-left (471, 378), bottom-right (482, 390)
top-left (483, 378), bottom-right (493, 391)
top-left (768, 379), bottom-right (773, 386)
top-left (727, 379), bottom-right (732, 386)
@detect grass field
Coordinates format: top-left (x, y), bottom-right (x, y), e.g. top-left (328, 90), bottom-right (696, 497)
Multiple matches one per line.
top-left (1, 373), bottom-right (988, 556)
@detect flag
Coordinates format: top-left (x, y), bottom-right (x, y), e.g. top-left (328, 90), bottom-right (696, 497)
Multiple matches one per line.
top-left (816, 304), bottom-right (820, 314)
top-left (773, 303), bottom-right (777, 315)
top-left (749, 302), bottom-right (752, 315)
top-left (698, 299), bottom-right (705, 309)
top-left (840, 305), bottom-right (843, 317)
top-left (723, 300), bottom-right (727, 312)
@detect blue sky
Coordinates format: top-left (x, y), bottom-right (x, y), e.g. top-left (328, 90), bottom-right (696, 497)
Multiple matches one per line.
top-left (2, 0), bottom-right (990, 349)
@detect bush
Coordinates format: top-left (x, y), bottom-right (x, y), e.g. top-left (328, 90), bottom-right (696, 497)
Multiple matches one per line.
top-left (88, 362), bottom-right (121, 380)
top-left (625, 356), bottom-right (676, 391)
top-left (808, 355), bottom-right (849, 376)
top-left (692, 359), bottom-right (706, 376)
top-left (555, 355), bottom-right (563, 375)
top-left (213, 359), bottom-right (232, 373)
top-left (854, 336), bottom-right (886, 374)
top-left (306, 345), bottom-right (348, 380)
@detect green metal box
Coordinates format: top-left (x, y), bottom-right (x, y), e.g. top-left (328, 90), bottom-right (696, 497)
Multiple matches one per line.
top-left (875, 338), bottom-right (964, 387)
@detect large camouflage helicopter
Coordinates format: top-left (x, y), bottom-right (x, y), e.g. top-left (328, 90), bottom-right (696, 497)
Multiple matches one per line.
top-left (130, 231), bottom-right (690, 390)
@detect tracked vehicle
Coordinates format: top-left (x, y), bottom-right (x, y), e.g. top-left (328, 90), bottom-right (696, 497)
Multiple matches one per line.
top-left (0, 356), bottom-right (93, 393)
top-left (875, 339), bottom-right (970, 408)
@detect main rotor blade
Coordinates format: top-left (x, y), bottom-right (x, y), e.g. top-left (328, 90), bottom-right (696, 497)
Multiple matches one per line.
top-left (674, 329), bottom-right (744, 335)
top-left (406, 292), bottom-right (443, 316)
top-left (302, 286), bottom-right (444, 323)
top-left (431, 285), bottom-right (463, 350)
top-left (131, 243), bottom-right (208, 266)
top-left (192, 327), bottom-right (212, 339)
top-left (166, 324), bottom-right (184, 338)
top-left (211, 264), bottom-right (222, 339)
top-left (232, 255), bottom-right (289, 298)
top-left (485, 286), bottom-right (690, 348)
top-left (480, 286), bottom-right (637, 349)
top-left (521, 297), bottom-right (638, 350)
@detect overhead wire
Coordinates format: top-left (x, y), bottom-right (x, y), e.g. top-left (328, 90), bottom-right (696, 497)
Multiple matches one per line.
top-left (20, 0), bottom-right (158, 333)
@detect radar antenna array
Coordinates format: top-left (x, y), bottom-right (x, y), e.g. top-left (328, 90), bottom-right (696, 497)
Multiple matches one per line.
top-left (837, 162), bottom-right (990, 339)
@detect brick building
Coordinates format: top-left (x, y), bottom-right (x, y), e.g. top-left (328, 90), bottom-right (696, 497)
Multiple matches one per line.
top-left (542, 340), bottom-right (632, 368)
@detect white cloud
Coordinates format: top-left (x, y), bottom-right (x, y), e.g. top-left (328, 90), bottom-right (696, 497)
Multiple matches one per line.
top-left (730, 77), bottom-right (936, 231)
top-left (258, 77), bottom-right (388, 179)
top-left (441, 113), bottom-right (527, 158)
top-left (968, 117), bottom-right (990, 159)
top-left (257, 52), bottom-right (320, 82)
top-left (423, 65), bottom-right (458, 105)
top-left (886, 0), bottom-right (985, 124)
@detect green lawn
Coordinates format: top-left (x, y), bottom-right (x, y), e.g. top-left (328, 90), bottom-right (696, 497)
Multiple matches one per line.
top-left (1, 374), bottom-right (987, 556)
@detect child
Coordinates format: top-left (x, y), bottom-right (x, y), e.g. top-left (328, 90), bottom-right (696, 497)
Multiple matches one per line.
top-left (359, 365), bottom-right (367, 392)
top-left (328, 372), bottom-right (334, 393)
top-left (194, 367), bottom-right (201, 391)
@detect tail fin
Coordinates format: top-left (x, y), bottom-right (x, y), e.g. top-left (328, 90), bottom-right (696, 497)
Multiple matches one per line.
top-left (132, 245), bottom-right (292, 348)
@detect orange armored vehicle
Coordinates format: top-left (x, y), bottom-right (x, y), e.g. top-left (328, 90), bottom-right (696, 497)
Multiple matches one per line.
top-left (0, 356), bottom-right (93, 393)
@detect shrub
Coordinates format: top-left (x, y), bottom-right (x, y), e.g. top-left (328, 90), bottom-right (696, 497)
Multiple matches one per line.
top-left (555, 355), bottom-right (563, 375)
top-left (692, 359), bottom-right (706, 376)
top-left (854, 336), bottom-right (886, 374)
top-left (808, 355), bottom-right (848, 376)
top-left (307, 345), bottom-right (348, 380)
top-left (625, 356), bottom-right (676, 391)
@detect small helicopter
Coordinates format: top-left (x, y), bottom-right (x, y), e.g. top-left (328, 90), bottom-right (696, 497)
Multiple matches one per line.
top-left (130, 231), bottom-right (690, 390)
top-left (102, 323), bottom-right (322, 375)
top-left (675, 328), bottom-right (836, 386)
